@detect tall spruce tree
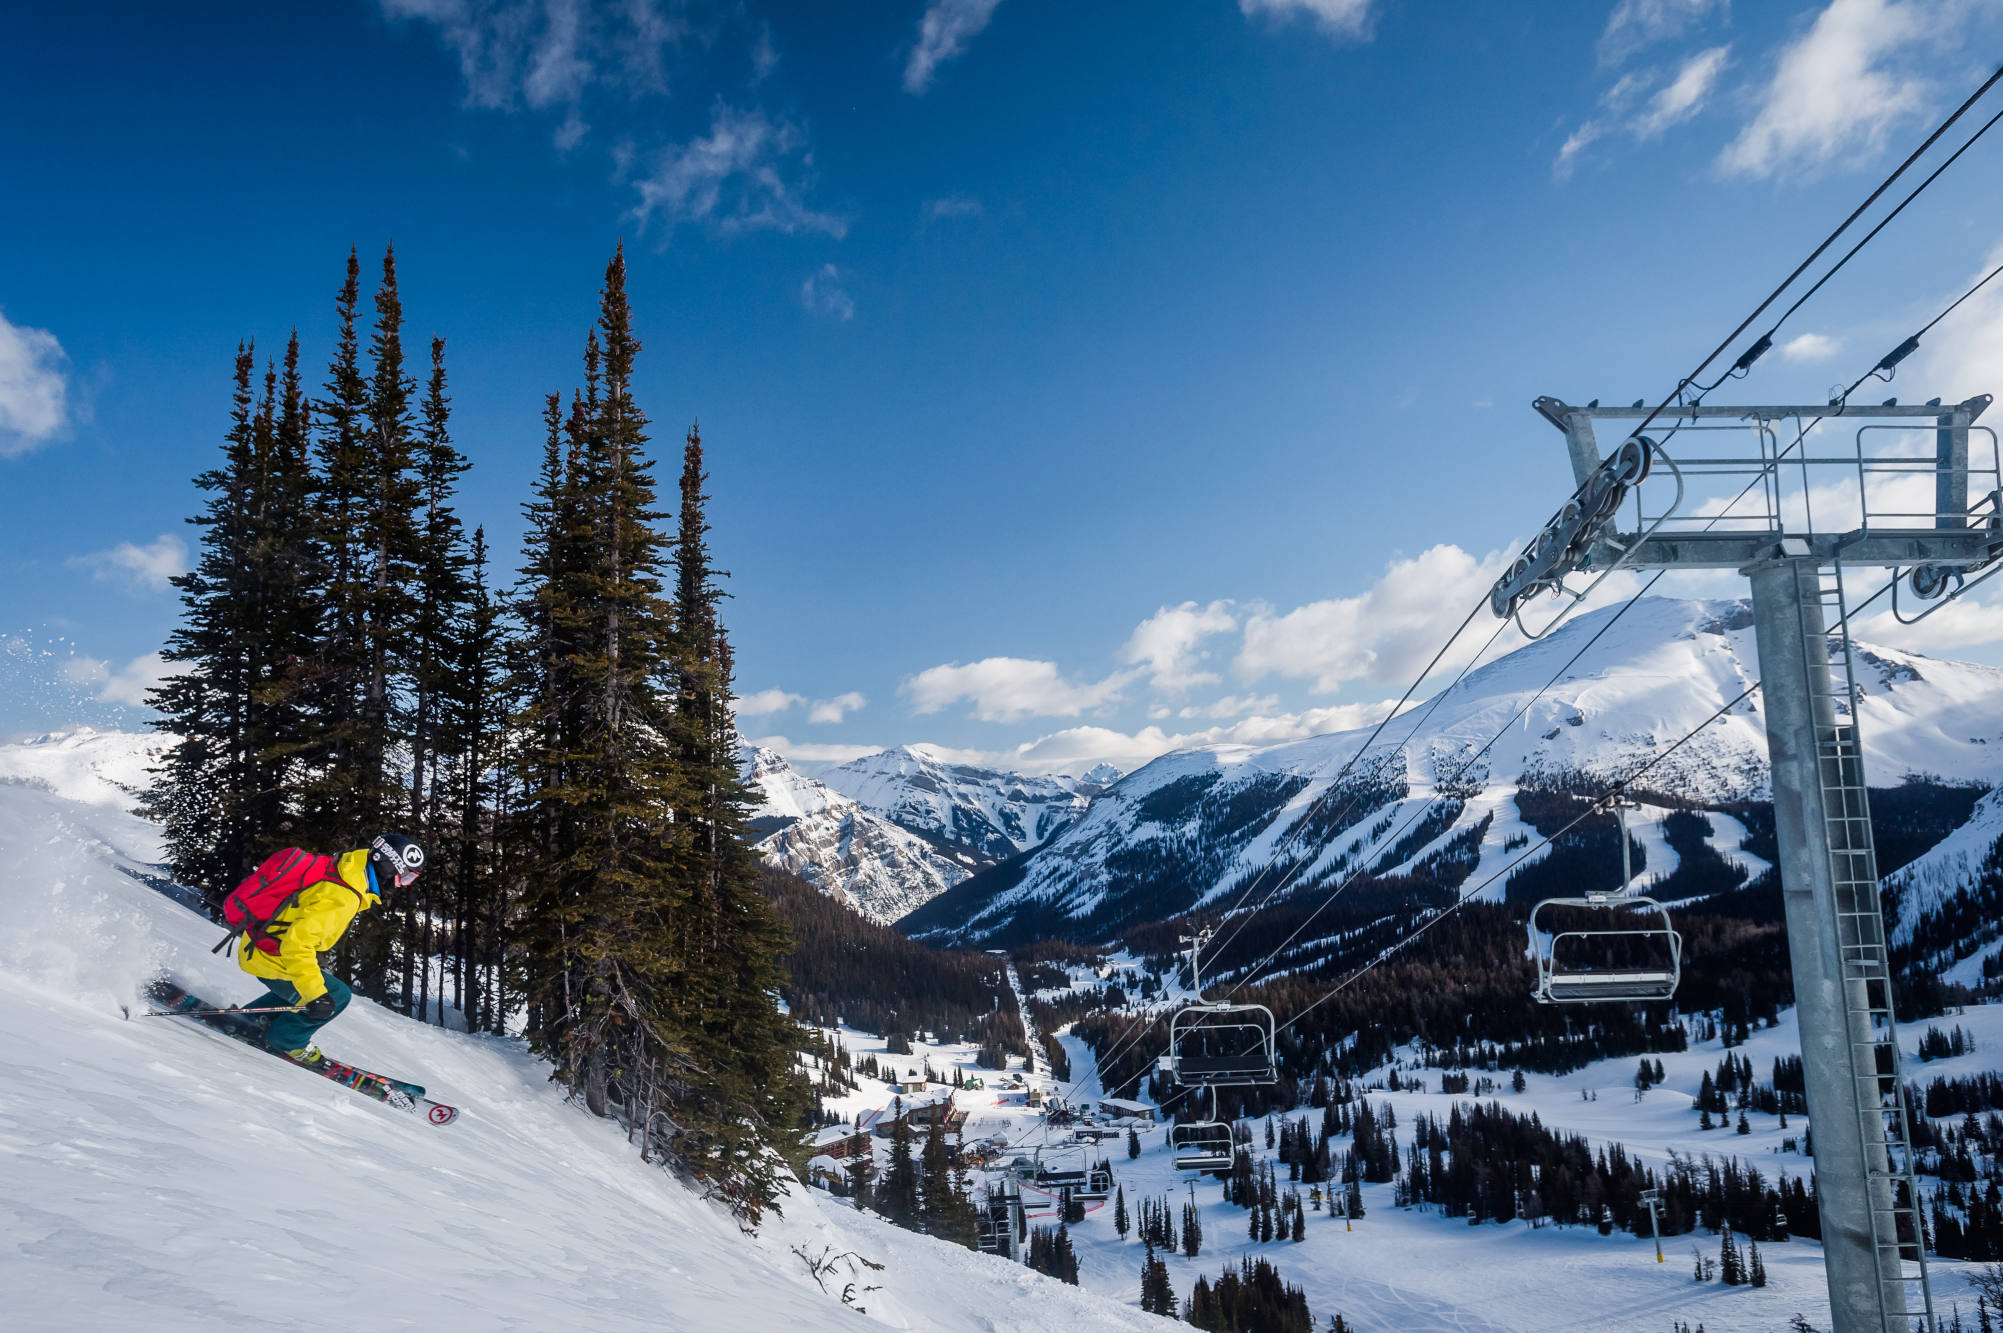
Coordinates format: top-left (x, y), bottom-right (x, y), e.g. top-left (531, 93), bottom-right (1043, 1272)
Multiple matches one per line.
top-left (297, 249), bottom-right (372, 848)
top-left (666, 417), bottom-right (807, 1201)
top-left (510, 246), bottom-right (801, 1218)
top-left (150, 335), bottom-right (318, 906)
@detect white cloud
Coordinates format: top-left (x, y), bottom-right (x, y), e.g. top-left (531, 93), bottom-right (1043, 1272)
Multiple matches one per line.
top-left (746, 734), bottom-right (884, 767)
top-left (1120, 600), bottom-right (1238, 693)
top-left (1556, 44), bottom-right (1728, 178)
top-left (800, 263), bottom-right (856, 321)
top-left (903, 657), bottom-right (1134, 723)
top-left (732, 687), bottom-right (804, 718)
top-left (914, 698), bottom-right (1415, 778)
top-left (1913, 241), bottom-right (2003, 408)
top-left (1237, 0), bottom-right (1373, 42)
top-left (71, 534), bottom-right (188, 592)
top-left (1632, 45), bottom-right (1730, 138)
top-left (378, 0), bottom-right (682, 120)
top-left (1717, 0), bottom-right (1929, 180)
top-left (1235, 545), bottom-right (1512, 693)
top-left (62, 651), bottom-right (188, 708)
top-left (633, 104), bottom-right (845, 239)
top-left (1554, 122), bottom-right (1609, 181)
top-left (904, 0), bottom-right (1003, 95)
top-left (809, 691), bottom-right (868, 724)
top-left (0, 308), bottom-right (70, 457)
top-left (1597, 0), bottom-right (1730, 68)
top-left (923, 194), bottom-right (983, 221)
top-left (1780, 331), bottom-right (1843, 363)
top-left (1178, 694), bottom-right (1281, 719)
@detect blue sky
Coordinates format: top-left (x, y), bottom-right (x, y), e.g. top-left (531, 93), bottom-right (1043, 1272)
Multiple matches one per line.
top-left (4, 0), bottom-right (2003, 773)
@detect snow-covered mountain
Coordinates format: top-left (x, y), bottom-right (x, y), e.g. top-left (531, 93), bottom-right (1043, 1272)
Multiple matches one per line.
top-left (740, 747), bottom-right (978, 923)
top-left (821, 744), bottom-right (1097, 862)
top-left (902, 597), bottom-right (2003, 947)
top-left (0, 726), bottom-right (168, 808)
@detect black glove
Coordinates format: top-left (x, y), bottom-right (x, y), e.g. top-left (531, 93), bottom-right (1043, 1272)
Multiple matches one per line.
top-left (300, 993), bottom-right (337, 1021)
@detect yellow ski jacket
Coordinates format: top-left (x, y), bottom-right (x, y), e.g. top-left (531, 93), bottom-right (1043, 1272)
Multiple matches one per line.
top-left (235, 849), bottom-right (378, 1003)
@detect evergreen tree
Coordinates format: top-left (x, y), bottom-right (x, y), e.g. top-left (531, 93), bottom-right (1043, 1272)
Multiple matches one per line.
top-left (1139, 1243), bottom-right (1177, 1317)
top-left (1183, 1201), bottom-right (1202, 1258)
top-left (1115, 1183), bottom-right (1130, 1240)
top-left (876, 1099), bottom-right (920, 1224)
top-left (405, 333), bottom-right (472, 1021)
top-left (1749, 1239), bottom-right (1767, 1288)
top-left (919, 1111), bottom-right (975, 1246)
top-left (151, 329), bottom-right (321, 906)
top-left (1129, 1126), bottom-right (1142, 1159)
top-left (511, 248), bottom-right (802, 1218)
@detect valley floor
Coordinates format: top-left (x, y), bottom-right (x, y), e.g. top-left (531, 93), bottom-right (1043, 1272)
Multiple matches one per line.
top-left (813, 965), bottom-right (1999, 1331)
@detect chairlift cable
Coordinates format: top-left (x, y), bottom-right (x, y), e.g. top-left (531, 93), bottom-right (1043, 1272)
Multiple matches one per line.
top-left (1042, 599), bottom-right (1507, 1110)
top-left (1916, 259), bottom-right (2003, 341)
top-left (1636, 63), bottom-right (2003, 435)
top-left (1768, 102), bottom-right (2003, 337)
top-left (1273, 571), bottom-right (1898, 1044)
top-left (1063, 77), bottom-right (2003, 1109)
top-left (1212, 571), bottom-right (1668, 997)
top-left (1204, 72), bottom-right (2003, 996)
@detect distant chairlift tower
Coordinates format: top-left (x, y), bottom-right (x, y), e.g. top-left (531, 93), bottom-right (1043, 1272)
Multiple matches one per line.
top-left (1495, 393), bottom-right (1996, 1333)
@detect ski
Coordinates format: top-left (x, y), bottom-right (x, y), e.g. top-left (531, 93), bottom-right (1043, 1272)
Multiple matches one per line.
top-left (137, 979), bottom-right (461, 1126)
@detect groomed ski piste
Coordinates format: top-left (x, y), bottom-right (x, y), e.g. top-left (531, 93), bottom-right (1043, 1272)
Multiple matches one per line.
top-left (802, 955), bottom-right (2001, 1332)
top-left (0, 767), bottom-right (1165, 1332)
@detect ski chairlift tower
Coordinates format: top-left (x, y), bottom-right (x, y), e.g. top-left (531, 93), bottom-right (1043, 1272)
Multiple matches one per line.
top-left (1497, 393), bottom-right (1995, 1333)
top-left (1528, 795), bottom-right (1683, 1003)
top-left (1156, 929), bottom-right (1277, 1172)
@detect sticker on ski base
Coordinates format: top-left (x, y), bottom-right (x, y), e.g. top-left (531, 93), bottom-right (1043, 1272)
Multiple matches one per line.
top-left (428, 1103), bottom-right (459, 1125)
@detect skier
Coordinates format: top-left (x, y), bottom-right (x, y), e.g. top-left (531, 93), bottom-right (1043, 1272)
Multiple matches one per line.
top-left (234, 832), bottom-right (425, 1066)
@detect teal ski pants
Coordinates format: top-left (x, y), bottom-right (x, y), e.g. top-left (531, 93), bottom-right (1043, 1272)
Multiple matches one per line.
top-left (247, 973), bottom-right (352, 1052)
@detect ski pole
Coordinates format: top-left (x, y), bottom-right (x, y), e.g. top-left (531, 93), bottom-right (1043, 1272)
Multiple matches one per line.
top-left (125, 1003), bottom-right (302, 1019)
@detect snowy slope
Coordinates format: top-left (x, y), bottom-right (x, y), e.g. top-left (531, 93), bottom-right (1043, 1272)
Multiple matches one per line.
top-left (741, 746), bottom-right (975, 923)
top-left (0, 726), bottom-right (168, 809)
top-left (0, 782), bottom-right (1165, 1332)
top-left (1885, 785), bottom-right (2003, 984)
top-left (907, 597), bottom-right (2003, 945)
top-left (821, 745), bottom-right (1095, 862)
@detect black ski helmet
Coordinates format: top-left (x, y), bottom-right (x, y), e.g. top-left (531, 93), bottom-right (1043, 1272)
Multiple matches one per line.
top-left (368, 832), bottom-right (425, 893)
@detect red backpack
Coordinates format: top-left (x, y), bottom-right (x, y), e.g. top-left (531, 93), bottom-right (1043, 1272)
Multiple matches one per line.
top-left (209, 848), bottom-right (343, 956)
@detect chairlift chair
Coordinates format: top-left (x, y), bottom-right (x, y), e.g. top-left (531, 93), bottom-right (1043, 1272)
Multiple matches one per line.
top-left (1154, 929), bottom-right (1279, 1089)
top-left (1169, 1085), bottom-right (1236, 1172)
top-left (1525, 799), bottom-right (1681, 1004)
top-left (1529, 893), bottom-right (1682, 1003)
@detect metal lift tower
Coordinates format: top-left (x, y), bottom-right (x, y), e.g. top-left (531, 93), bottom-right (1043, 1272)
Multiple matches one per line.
top-left (1494, 394), bottom-right (1997, 1333)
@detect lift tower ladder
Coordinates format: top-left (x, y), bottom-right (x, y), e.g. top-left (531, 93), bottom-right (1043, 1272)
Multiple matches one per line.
top-left (1796, 562), bottom-right (1931, 1326)
top-left (1494, 395), bottom-right (1996, 1333)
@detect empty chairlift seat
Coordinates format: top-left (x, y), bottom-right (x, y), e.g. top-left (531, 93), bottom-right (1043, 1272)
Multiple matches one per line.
top-left (1170, 1119), bottom-right (1236, 1173)
top-left (1528, 894), bottom-right (1682, 1004)
top-left (1158, 1003), bottom-right (1278, 1087)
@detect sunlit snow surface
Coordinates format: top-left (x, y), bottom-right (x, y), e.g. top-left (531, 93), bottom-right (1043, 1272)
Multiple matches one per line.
top-left (812, 950), bottom-right (1999, 1333)
top-left (0, 778), bottom-right (1162, 1332)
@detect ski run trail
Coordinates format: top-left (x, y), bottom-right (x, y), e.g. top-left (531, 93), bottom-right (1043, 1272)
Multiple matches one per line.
top-left (0, 777), bottom-right (1161, 1332)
